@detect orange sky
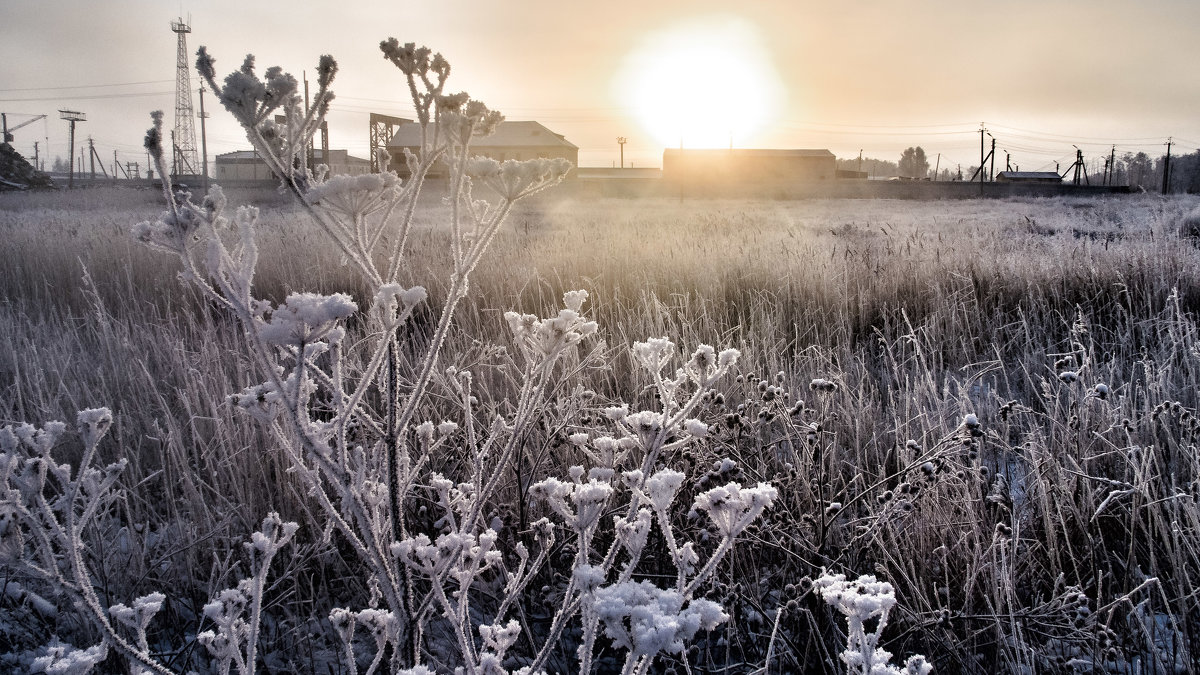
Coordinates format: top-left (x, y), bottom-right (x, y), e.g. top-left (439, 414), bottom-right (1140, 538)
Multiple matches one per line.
top-left (2, 1), bottom-right (1198, 172)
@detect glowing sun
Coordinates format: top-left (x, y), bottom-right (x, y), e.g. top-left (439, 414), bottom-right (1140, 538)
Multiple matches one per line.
top-left (618, 17), bottom-right (785, 149)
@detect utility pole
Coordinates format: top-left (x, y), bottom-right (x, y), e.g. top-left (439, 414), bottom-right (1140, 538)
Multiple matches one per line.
top-left (1162, 137), bottom-right (1173, 194)
top-left (857, 149), bottom-right (863, 177)
top-left (933, 152), bottom-right (940, 181)
top-left (87, 137), bottom-right (107, 179)
top-left (33, 141), bottom-right (39, 170)
top-left (977, 124), bottom-right (989, 195)
top-left (303, 72), bottom-right (314, 170)
top-left (1005, 151), bottom-right (1011, 173)
top-left (989, 137), bottom-right (996, 182)
top-left (979, 124), bottom-right (986, 184)
top-left (198, 85), bottom-right (210, 193)
top-left (59, 110), bottom-right (85, 188)
top-left (1069, 146), bottom-right (1089, 186)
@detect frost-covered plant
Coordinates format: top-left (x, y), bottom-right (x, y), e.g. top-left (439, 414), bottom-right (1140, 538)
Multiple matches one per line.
top-left (3, 33), bottom-right (776, 674)
top-left (196, 514), bottom-right (299, 675)
top-left (519, 339), bottom-right (776, 674)
top-left (0, 410), bottom-right (174, 674)
top-left (2, 408), bottom-right (303, 674)
top-left (815, 571), bottom-right (931, 675)
top-left (136, 38), bottom-right (572, 669)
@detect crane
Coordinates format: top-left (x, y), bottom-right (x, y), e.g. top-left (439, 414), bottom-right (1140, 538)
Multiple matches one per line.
top-left (2, 113), bottom-right (48, 143)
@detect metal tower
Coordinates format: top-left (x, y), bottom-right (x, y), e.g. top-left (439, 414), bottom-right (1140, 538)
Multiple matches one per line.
top-left (171, 18), bottom-right (199, 177)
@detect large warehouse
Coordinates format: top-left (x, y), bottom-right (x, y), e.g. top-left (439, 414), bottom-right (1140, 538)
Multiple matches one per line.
top-left (662, 148), bottom-right (837, 183)
top-left (214, 149), bottom-right (370, 181)
top-left (385, 120), bottom-right (578, 176)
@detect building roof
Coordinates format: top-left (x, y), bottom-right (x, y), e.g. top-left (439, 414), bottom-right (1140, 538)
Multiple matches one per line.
top-left (216, 149), bottom-right (368, 163)
top-left (664, 148), bottom-right (835, 158)
top-left (386, 120), bottom-right (577, 149)
top-left (997, 171), bottom-right (1062, 180)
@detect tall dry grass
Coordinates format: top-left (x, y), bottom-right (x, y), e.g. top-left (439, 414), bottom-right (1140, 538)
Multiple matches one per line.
top-left (3, 186), bottom-right (1200, 671)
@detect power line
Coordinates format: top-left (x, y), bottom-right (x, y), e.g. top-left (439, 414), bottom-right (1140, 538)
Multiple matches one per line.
top-left (0, 79), bottom-right (174, 93)
top-left (987, 123), bottom-right (1168, 144)
top-left (0, 91), bottom-right (173, 103)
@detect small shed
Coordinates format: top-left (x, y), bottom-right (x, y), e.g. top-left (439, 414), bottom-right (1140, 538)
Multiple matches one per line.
top-left (996, 171), bottom-right (1062, 184)
top-left (215, 149), bottom-right (371, 181)
top-left (386, 120), bottom-right (578, 177)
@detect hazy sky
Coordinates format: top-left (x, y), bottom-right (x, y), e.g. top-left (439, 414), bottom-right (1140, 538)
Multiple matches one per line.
top-left (2, 1), bottom-right (1198, 173)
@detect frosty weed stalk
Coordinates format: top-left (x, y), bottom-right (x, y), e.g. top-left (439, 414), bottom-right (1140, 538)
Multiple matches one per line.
top-left (0, 37), bottom-right (907, 675)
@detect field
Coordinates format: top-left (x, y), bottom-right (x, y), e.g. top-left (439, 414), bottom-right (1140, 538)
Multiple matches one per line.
top-left (4, 182), bottom-right (1200, 674)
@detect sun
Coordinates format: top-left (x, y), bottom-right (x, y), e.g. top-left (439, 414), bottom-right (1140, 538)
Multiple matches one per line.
top-left (617, 16), bottom-right (785, 150)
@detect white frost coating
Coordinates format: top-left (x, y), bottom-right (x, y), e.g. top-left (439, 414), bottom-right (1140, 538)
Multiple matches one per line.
top-left (306, 172), bottom-right (403, 219)
top-left (30, 642), bottom-right (110, 675)
top-left (692, 481), bottom-right (778, 538)
top-left (76, 408), bottom-right (113, 449)
top-left (815, 571), bottom-right (933, 675)
top-left (645, 469), bottom-right (686, 512)
top-left (109, 592), bottom-right (166, 632)
top-left (590, 581), bottom-right (728, 658)
top-left (466, 156), bottom-right (574, 200)
top-left (717, 347), bottom-right (740, 368)
top-left (632, 337), bottom-right (676, 375)
top-left (505, 291), bottom-right (598, 366)
top-left (258, 292), bottom-right (358, 346)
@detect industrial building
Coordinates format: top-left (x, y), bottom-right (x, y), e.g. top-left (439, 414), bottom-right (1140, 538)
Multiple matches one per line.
top-left (214, 149), bottom-right (370, 181)
top-left (662, 148), bottom-right (837, 183)
top-left (385, 120), bottom-right (578, 176)
top-left (995, 171), bottom-right (1063, 184)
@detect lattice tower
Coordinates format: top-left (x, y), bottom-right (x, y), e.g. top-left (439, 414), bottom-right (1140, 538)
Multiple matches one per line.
top-left (171, 18), bottom-right (199, 176)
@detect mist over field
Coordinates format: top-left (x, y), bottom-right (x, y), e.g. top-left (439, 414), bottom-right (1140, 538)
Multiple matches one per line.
top-left (4, 179), bottom-right (1200, 672)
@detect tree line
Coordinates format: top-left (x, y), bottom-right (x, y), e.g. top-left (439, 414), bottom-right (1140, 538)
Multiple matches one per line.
top-left (839, 146), bottom-right (1200, 191)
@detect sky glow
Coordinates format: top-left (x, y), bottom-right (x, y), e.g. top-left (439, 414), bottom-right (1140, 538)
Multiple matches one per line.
top-left (618, 17), bottom-right (785, 150)
top-left (1, 1), bottom-right (1197, 171)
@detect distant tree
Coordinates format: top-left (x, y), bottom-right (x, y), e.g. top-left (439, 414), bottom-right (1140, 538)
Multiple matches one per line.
top-left (1177, 150), bottom-right (1200, 194)
top-left (1124, 151), bottom-right (1154, 189)
top-left (898, 146), bottom-right (929, 179)
top-left (52, 155), bottom-right (68, 173)
top-left (836, 156), bottom-right (898, 178)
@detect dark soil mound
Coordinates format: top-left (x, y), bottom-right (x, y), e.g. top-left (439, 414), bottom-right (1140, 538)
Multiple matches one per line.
top-left (0, 142), bottom-right (55, 190)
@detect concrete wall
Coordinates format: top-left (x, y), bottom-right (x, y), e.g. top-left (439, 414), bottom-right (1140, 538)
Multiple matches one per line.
top-left (215, 151), bottom-right (370, 181)
top-left (663, 150), bottom-right (837, 183)
top-left (559, 178), bottom-right (1132, 200)
top-left (216, 161), bottom-right (276, 182)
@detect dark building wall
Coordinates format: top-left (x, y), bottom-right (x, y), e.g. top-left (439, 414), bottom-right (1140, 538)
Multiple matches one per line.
top-left (388, 145), bottom-right (578, 177)
top-left (663, 149), bottom-right (837, 183)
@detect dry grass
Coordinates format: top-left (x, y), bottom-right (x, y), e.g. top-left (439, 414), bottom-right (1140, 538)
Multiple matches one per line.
top-left (3, 186), bottom-right (1200, 672)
